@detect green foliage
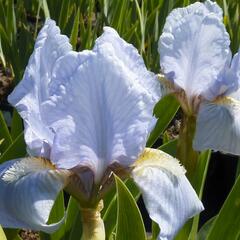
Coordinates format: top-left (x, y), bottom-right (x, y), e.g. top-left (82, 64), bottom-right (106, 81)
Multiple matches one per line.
top-left (147, 94), bottom-right (180, 147)
top-left (103, 179), bottom-right (140, 239)
top-left (3, 228), bottom-right (19, 240)
top-left (206, 173), bottom-right (240, 239)
top-left (0, 0), bottom-right (34, 82)
top-left (0, 111), bottom-right (12, 153)
top-left (40, 192), bottom-right (66, 240)
top-left (0, 132), bottom-right (26, 164)
top-left (10, 110), bottom-right (23, 140)
top-left (197, 217), bottom-right (216, 240)
top-left (176, 150), bottom-right (211, 240)
top-left (115, 175), bottom-right (146, 240)
top-left (151, 221), bottom-right (160, 240)
top-left (65, 197), bottom-right (82, 240)
top-left (189, 151), bottom-right (211, 240)
top-left (0, 226), bottom-right (7, 240)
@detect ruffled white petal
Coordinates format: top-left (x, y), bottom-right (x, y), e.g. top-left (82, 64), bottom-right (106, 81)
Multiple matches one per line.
top-left (132, 148), bottom-right (203, 240)
top-left (159, 1), bottom-right (230, 100)
top-left (42, 27), bottom-right (160, 181)
top-left (8, 19), bottom-right (72, 158)
top-left (194, 98), bottom-right (240, 155)
top-left (0, 158), bottom-right (70, 233)
top-left (204, 0), bottom-right (223, 19)
top-left (94, 27), bottom-right (160, 102)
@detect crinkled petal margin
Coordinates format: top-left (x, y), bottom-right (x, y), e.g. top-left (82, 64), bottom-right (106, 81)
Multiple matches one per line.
top-left (8, 19), bottom-right (72, 158)
top-left (159, 1), bottom-right (230, 100)
top-left (42, 27), bottom-right (161, 182)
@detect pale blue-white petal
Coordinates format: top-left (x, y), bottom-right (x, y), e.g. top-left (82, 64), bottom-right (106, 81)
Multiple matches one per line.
top-left (132, 148), bottom-right (204, 240)
top-left (8, 19), bottom-right (72, 158)
top-left (162, 0), bottom-right (222, 34)
top-left (204, 0), bottom-right (223, 19)
top-left (205, 49), bottom-right (240, 100)
top-left (159, 2), bottom-right (230, 100)
top-left (42, 27), bottom-right (160, 182)
top-left (218, 50), bottom-right (240, 100)
top-left (93, 27), bottom-right (160, 102)
top-left (194, 98), bottom-right (240, 155)
top-left (230, 50), bottom-right (240, 86)
top-left (0, 158), bottom-right (70, 233)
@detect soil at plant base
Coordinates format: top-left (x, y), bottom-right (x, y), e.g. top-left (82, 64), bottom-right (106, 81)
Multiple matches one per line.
top-left (0, 63), bottom-right (13, 102)
top-left (19, 230), bottom-right (40, 240)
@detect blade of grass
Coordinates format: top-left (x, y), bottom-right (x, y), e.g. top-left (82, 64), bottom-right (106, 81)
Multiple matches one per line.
top-left (59, 0), bottom-right (70, 30)
top-left (206, 173), bottom-right (240, 240)
top-left (42, 0), bottom-right (50, 18)
top-left (0, 132), bottom-right (26, 164)
top-left (64, 197), bottom-right (82, 240)
top-left (0, 226), bottom-right (7, 240)
top-left (0, 111), bottom-right (12, 153)
top-left (115, 175), bottom-right (146, 240)
top-left (147, 95), bottom-right (179, 147)
top-left (70, 8), bottom-right (80, 50)
top-left (11, 109), bottom-right (23, 140)
top-left (188, 150), bottom-right (211, 240)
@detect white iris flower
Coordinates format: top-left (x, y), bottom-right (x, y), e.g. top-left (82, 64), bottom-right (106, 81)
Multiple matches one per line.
top-left (159, 0), bottom-right (240, 155)
top-left (0, 19), bottom-right (203, 240)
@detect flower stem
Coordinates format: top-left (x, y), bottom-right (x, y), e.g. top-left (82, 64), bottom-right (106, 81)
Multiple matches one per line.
top-left (177, 115), bottom-right (198, 180)
top-left (175, 115), bottom-right (200, 240)
top-left (80, 200), bottom-right (105, 240)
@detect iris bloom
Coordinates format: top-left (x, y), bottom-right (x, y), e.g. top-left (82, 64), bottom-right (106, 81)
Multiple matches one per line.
top-left (159, 0), bottom-right (240, 155)
top-left (0, 19), bottom-right (203, 240)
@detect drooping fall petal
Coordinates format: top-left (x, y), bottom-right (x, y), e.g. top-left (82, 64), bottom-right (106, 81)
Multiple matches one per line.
top-left (0, 158), bottom-right (70, 232)
top-left (132, 148), bottom-right (203, 240)
top-left (194, 49), bottom-right (240, 153)
top-left (194, 97), bottom-right (240, 154)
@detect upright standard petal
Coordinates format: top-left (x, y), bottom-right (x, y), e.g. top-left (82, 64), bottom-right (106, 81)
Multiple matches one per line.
top-left (42, 28), bottom-right (161, 182)
top-left (0, 158), bottom-right (70, 233)
top-left (205, 49), bottom-right (240, 101)
top-left (132, 148), bottom-right (203, 240)
top-left (230, 51), bottom-right (240, 87)
top-left (8, 19), bottom-right (72, 158)
top-left (159, 1), bottom-right (230, 100)
top-left (93, 27), bottom-right (160, 101)
top-left (204, 0), bottom-right (223, 19)
top-left (194, 97), bottom-right (240, 155)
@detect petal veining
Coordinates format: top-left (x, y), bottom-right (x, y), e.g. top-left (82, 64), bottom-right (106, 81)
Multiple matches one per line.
top-left (94, 27), bottom-right (160, 101)
top-left (8, 19), bottom-right (72, 158)
top-left (194, 97), bottom-right (240, 155)
top-left (132, 148), bottom-right (203, 240)
top-left (0, 158), bottom-right (70, 233)
top-left (159, 1), bottom-right (230, 100)
top-left (42, 27), bottom-right (161, 182)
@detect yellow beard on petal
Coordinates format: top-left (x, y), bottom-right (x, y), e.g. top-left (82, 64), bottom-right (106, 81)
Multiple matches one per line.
top-left (133, 148), bottom-right (186, 177)
top-left (2, 157), bottom-right (56, 183)
top-left (213, 96), bottom-right (240, 108)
